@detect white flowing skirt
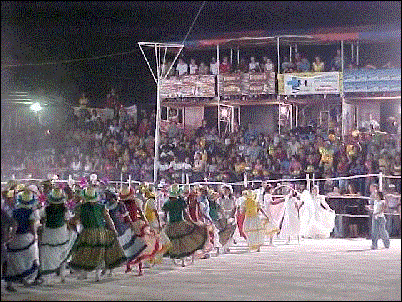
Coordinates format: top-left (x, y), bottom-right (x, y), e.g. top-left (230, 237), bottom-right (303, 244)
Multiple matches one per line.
top-left (39, 225), bottom-right (78, 276)
top-left (279, 209), bottom-right (301, 240)
top-left (5, 232), bottom-right (39, 283)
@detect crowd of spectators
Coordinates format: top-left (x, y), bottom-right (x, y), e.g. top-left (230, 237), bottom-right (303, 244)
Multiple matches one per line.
top-left (160, 48), bottom-right (398, 77)
top-left (2, 98), bottom-right (400, 199)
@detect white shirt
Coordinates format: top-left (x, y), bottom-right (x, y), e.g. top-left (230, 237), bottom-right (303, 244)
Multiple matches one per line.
top-left (373, 199), bottom-right (386, 219)
top-left (189, 63), bottom-right (198, 75)
top-left (210, 62), bottom-right (219, 75)
top-left (176, 62), bottom-right (188, 76)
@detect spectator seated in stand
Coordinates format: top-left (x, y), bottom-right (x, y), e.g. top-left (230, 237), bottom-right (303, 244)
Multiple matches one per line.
top-left (312, 56), bottom-right (325, 72)
top-left (176, 58), bottom-right (189, 77)
top-left (219, 56), bottom-right (232, 74)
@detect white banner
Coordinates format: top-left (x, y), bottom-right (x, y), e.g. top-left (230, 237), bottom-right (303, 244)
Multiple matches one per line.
top-left (282, 72), bottom-right (340, 95)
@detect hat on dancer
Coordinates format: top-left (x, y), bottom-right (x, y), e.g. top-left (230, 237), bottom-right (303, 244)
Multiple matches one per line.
top-left (48, 187), bottom-right (66, 204)
top-left (17, 189), bottom-right (35, 205)
top-left (119, 185), bottom-right (135, 201)
top-left (169, 184), bottom-right (182, 198)
top-left (245, 190), bottom-right (256, 200)
top-left (81, 186), bottom-right (98, 202)
top-left (27, 184), bottom-right (40, 196)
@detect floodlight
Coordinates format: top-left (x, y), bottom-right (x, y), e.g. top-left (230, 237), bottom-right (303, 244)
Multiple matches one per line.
top-left (30, 102), bottom-right (42, 112)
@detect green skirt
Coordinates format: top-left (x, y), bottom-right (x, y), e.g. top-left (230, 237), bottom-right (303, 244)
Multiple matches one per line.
top-left (69, 227), bottom-right (126, 272)
top-left (165, 220), bottom-right (208, 259)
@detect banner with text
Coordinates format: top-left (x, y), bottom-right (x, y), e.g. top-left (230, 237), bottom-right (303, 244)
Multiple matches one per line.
top-left (343, 68), bottom-right (401, 93)
top-left (280, 72), bottom-right (341, 95)
top-left (160, 75), bottom-right (215, 99)
top-left (219, 72), bottom-right (276, 96)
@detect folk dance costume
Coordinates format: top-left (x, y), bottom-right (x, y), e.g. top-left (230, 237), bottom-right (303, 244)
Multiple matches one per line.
top-left (5, 190), bottom-right (40, 287)
top-left (37, 188), bottom-right (77, 284)
top-left (103, 189), bottom-right (147, 276)
top-left (119, 186), bottom-right (160, 276)
top-left (68, 186), bottom-right (126, 281)
top-left (261, 186), bottom-right (285, 245)
top-left (162, 184), bottom-right (208, 261)
top-left (299, 186), bottom-right (336, 239)
top-left (143, 188), bottom-right (171, 264)
top-left (235, 192), bottom-right (247, 240)
top-left (279, 190), bottom-right (302, 244)
top-left (197, 188), bottom-right (215, 257)
top-left (216, 186), bottom-right (237, 253)
top-left (241, 190), bottom-right (268, 252)
top-left (208, 192), bottom-right (224, 254)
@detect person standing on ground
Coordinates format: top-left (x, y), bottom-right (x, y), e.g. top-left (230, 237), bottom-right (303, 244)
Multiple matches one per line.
top-left (36, 187), bottom-right (77, 285)
top-left (68, 185), bottom-right (126, 282)
top-left (4, 189), bottom-right (41, 288)
top-left (241, 190), bottom-right (269, 252)
top-left (367, 191), bottom-right (390, 250)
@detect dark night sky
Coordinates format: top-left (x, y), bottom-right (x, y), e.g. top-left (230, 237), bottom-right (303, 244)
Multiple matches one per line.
top-left (1, 1), bottom-right (401, 107)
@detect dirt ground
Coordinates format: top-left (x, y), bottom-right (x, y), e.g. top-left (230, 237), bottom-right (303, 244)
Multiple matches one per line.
top-left (1, 237), bottom-right (400, 301)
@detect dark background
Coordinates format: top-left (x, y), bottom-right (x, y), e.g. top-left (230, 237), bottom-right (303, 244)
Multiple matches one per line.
top-left (1, 1), bottom-right (401, 108)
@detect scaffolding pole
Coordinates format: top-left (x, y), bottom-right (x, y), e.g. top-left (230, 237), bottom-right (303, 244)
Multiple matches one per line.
top-left (138, 42), bottom-right (184, 185)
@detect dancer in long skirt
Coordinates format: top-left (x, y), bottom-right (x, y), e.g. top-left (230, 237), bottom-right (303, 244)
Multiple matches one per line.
top-left (68, 186), bottom-right (126, 282)
top-left (261, 183), bottom-right (286, 246)
top-left (208, 191), bottom-right (224, 255)
top-left (35, 187), bottom-right (77, 285)
top-left (162, 184), bottom-right (208, 266)
top-left (103, 188), bottom-right (147, 277)
top-left (119, 185), bottom-right (160, 276)
top-left (299, 185), bottom-right (336, 239)
top-left (279, 189), bottom-right (302, 244)
top-left (241, 190), bottom-right (269, 252)
top-left (235, 190), bottom-right (247, 240)
top-left (216, 185), bottom-right (237, 253)
top-left (142, 186), bottom-right (171, 265)
top-left (5, 189), bottom-right (41, 288)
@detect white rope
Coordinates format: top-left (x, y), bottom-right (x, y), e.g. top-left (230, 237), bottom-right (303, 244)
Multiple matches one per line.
top-left (181, 1), bottom-right (206, 45)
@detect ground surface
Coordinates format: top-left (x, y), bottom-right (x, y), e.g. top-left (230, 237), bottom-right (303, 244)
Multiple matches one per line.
top-left (1, 237), bottom-right (401, 301)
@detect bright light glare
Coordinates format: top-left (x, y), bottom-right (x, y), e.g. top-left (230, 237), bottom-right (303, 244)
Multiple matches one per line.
top-left (30, 102), bottom-right (42, 112)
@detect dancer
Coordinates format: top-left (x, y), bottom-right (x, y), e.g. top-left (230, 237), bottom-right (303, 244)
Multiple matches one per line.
top-left (196, 186), bottom-right (215, 258)
top-left (217, 185), bottom-right (237, 253)
top-left (36, 187), bottom-right (77, 285)
top-left (162, 184), bottom-right (208, 266)
top-left (241, 190), bottom-right (269, 252)
top-left (208, 191), bottom-right (224, 255)
top-left (260, 183), bottom-right (283, 246)
top-left (103, 188), bottom-right (147, 277)
top-left (279, 188), bottom-right (302, 244)
top-left (299, 185), bottom-right (336, 239)
top-left (142, 185), bottom-right (171, 265)
top-left (68, 185), bottom-right (126, 282)
top-left (235, 190), bottom-right (247, 240)
top-left (119, 185), bottom-right (160, 276)
top-left (5, 189), bottom-right (41, 288)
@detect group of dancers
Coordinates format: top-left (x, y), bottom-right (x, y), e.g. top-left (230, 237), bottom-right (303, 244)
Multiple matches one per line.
top-left (1, 176), bottom-right (336, 292)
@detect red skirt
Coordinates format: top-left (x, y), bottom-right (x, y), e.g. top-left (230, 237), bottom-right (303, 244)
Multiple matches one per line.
top-left (236, 210), bottom-right (247, 239)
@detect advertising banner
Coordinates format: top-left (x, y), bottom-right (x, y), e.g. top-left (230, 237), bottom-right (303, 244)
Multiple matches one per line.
top-left (160, 75), bottom-right (215, 98)
top-left (343, 68), bottom-right (401, 92)
top-left (219, 73), bottom-right (242, 95)
top-left (219, 72), bottom-right (276, 96)
top-left (280, 72), bottom-right (341, 95)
